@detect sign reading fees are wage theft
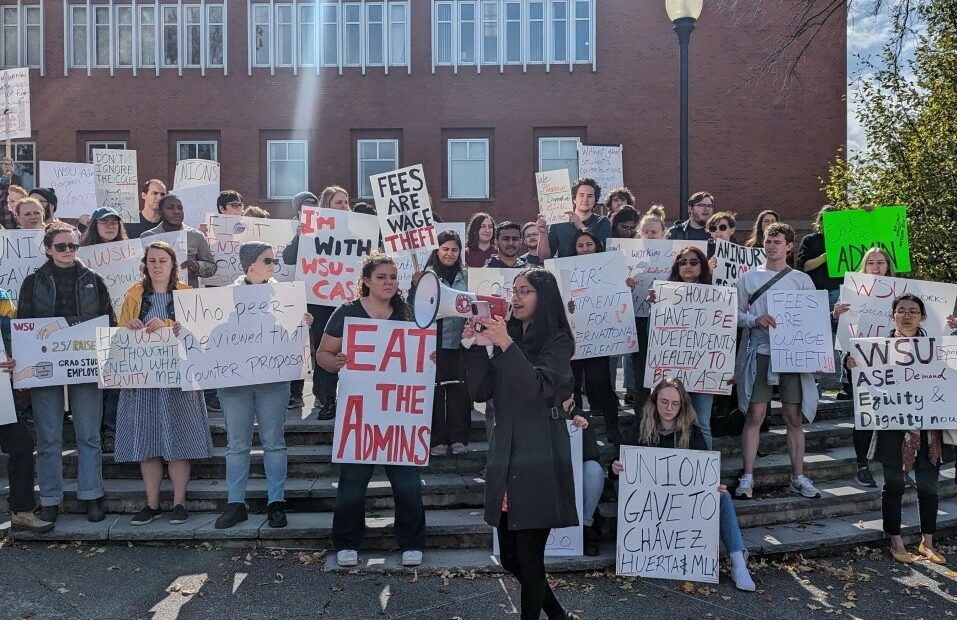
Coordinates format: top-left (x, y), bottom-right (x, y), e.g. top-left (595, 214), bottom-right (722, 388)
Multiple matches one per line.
top-left (11, 316), bottom-right (110, 388)
top-left (296, 206), bottom-right (379, 306)
top-left (768, 289), bottom-right (834, 374)
top-left (332, 318), bottom-right (437, 467)
top-left (369, 164), bottom-right (437, 254)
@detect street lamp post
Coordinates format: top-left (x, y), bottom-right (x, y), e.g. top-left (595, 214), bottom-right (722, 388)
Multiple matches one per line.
top-left (665, 0), bottom-right (703, 223)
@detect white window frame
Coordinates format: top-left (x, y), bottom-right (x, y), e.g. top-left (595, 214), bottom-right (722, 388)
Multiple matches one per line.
top-left (356, 139), bottom-right (399, 200)
top-left (160, 4), bottom-right (178, 68)
top-left (457, 1), bottom-right (476, 66)
top-left (388, 3), bottom-right (407, 68)
top-left (85, 141), bottom-right (128, 164)
top-left (266, 139), bottom-right (309, 200)
top-left (538, 136), bottom-right (580, 180)
top-left (251, 2), bottom-right (272, 69)
top-left (0, 3), bottom-right (44, 72)
top-left (206, 3), bottom-right (225, 68)
top-left (298, 3), bottom-right (317, 67)
top-left (10, 141), bottom-right (36, 189)
top-left (319, 3), bottom-right (339, 67)
top-left (137, 5), bottom-right (157, 68)
top-left (183, 4), bottom-right (203, 68)
top-left (92, 4), bottom-right (111, 69)
top-left (527, 0), bottom-right (544, 65)
top-left (114, 4), bottom-right (134, 68)
top-left (69, 4), bottom-right (88, 69)
top-left (480, 0), bottom-right (500, 66)
top-left (342, 2), bottom-right (361, 68)
top-left (447, 138), bottom-right (490, 200)
top-left (274, 3), bottom-right (294, 68)
top-left (365, 2), bottom-right (384, 68)
top-left (177, 140), bottom-right (219, 161)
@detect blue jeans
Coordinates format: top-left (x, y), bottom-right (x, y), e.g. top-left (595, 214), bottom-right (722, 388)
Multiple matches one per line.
top-left (582, 459), bottom-right (606, 527)
top-left (101, 389), bottom-right (119, 434)
top-left (827, 288), bottom-right (846, 385)
top-left (719, 492), bottom-right (746, 553)
top-left (689, 392), bottom-right (714, 449)
top-left (218, 382), bottom-right (291, 504)
top-left (32, 384), bottom-right (104, 506)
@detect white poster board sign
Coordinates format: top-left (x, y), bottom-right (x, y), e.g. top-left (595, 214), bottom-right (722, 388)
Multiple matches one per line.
top-left (203, 215), bottom-right (299, 286)
top-left (0, 229), bottom-right (46, 304)
top-left (850, 336), bottom-right (957, 430)
top-left (174, 159), bottom-right (221, 190)
top-left (370, 164), bottom-right (438, 254)
top-left (712, 240), bottom-right (766, 288)
top-left (576, 144), bottom-right (623, 202)
top-left (546, 253), bottom-right (639, 359)
top-left (768, 289), bottom-right (834, 373)
top-left (608, 239), bottom-right (708, 318)
top-left (174, 183), bottom-right (221, 230)
top-left (93, 149), bottom-right (138, 223)
top-left (395, 222), bottom-right (466, 293)
top-left (535, 169), bottom-right (574, 226)
top-left (645, 282), bottom-right (737, 395)
top-left (0, 68), bottom-right (30, 141)
top-left (0, 339), bottom-right (15, 425)
top-left (467, 267), bottom-right (524, 299)
top-left (296, 207), bottom-right (380, 306)
top-left (174, 282), bottom-right (311, 390)
top-left (39, 161), bottom-right (97, 220)
top-left (11, 316), bottom-right (109, 388)
top-left (835, 273), bottom-right (957, 351)
top-left (77, 239), bottom-right (144, 312)
top-left (616, 445), bottom-right (721, 584)
top-left (96, 327), bottom-right (179, 388)
top-left (331, 318), bottom-right (437, 466)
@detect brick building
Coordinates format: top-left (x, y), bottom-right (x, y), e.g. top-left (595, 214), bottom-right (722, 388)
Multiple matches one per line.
top-left (3, 0), bottom-right (845, 225)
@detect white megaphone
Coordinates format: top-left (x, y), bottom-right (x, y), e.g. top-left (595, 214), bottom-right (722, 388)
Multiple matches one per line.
top-left (413, 270), bottom-right (510, 329)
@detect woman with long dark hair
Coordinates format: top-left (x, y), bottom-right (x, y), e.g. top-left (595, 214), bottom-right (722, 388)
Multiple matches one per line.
top-left (464, 212), bottom-right (496, 267)
top-left (744, 210), bottom-right (779, 248)
top-left (463, 267), bottom-right (580, 620)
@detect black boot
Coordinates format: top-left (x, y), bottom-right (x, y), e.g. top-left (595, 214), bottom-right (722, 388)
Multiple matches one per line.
top-left (603, 410), bottom-right (623, 445)
top-left (87, 498), bottom-right (105, 523)
top-left (583, 520), bottom-right (600, 556)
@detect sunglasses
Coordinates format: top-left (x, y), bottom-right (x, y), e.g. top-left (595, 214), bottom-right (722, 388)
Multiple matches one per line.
top-left (53, 242), bottom-right (79, 252)
top-left (260, 257), bottom-right (281, 265)
top-left (708, 224), bottom-right (731, 232)
top-left (676, 259), bottom-right (700, 267)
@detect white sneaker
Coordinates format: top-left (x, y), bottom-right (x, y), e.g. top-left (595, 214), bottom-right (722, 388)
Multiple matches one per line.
top-left (789, 474), bottom-right (822, 499)
top-left (336, 549), bottom-right (358, 567)
top-left (735, 474), bottom-right (754, 499)
top-left (731, 566), bottom-right (756, 592)
top-left (401, 550), bottom-right (423, 567)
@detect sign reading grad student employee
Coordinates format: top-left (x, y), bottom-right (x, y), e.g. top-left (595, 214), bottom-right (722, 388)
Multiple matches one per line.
top-left (0, 68), bottom-right (30, 141)
top-left (296, 206), bottom-right (379, 306)
top-left (39, 161), bottom-right (96, 221)
top-left (77, 239), bottom-right (144, 312)
top-left (332, 317), bottom-right (437, 466)
top-left (712, 239), bottom-right (766, 288)
top-left (616, 445), bottom-right (721, 583)
top-left (768, 289), bottom-right (834, 373)
top-left (546, 252), bottom-right (639, 360)
top-left (645, 282), bottom-right (737, 395)
top-left (607, 239), bottom-right (708, 318)
top-left (535, 169), bottom-right (574, 226)
top-left (0, 228), bottom-right (45, 305)
top-left (835, 273), bottom-right (957, 351)
top-left (96, 327), bottom-right (179, 389)
top-left (849, 335), bottom-right (957, 430)
top-left (174, 281), bottom-right (311, 390)
top-left (576, 143), bottom-right (623, 202)
top-left (11, 316), bottom-right (109, 388)
top-left (369, 164), bottom-right (437, 254)
top-left (93, 148), bottom-right (138, 223)
top-left (823, 206), bottom-right (910, 277)
top-left (203, 214), bottom-right (299, 286)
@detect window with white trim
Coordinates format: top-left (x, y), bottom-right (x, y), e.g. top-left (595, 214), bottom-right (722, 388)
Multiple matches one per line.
top-left (0, 4), bottom-right (43, 70)
top-left (139, 6), bottom-right (156, 67)
top-left (366, 3), bottom-right (384, 66)
top-left (207, 5), bottom-right (225, 66)
top-left (357, 140), bottom-right (398, 200)
top-left (267, 140), bottom-right (308, 200)
top-left (11, 142), bottom-right (35, 189)
top-left (275, 4), bottom-right (294, 67)
top-left (481, 1), bottom-right (499, 65)
top-left (185, 5), bottom-right (203, 68)
top-left (538, 137), bottom-right (579, 180)
top-left (343, 3), bottom-right (360, 67)
top-left (320, 4), bottom-right (338, 66)
top-left (252, 4), bottom-right (271, 67)
top-left (71, 5), bottom-right (87, 68)
top-left (162, 5), bottom-right (178, 67)
top-left (116, 6), bottom-right (134, 67)
top-left (299, 4), bottom-right (316, 66)
top-left (94, 5), bottom-right (111, 67)
top-left (85, 141), bottom-right (127, 164)
top-left (389, 4), bottom-right (407, 66)
top-left (177, 141), bottom-right (218, 162)
top-left (458, 2), bottom-right (476, 65)
top-left (447, 139), bottom-right (489, 199)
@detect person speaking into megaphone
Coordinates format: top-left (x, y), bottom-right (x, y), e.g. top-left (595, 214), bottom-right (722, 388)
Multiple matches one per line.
top-left (408, 231), bottom-right (471, 458)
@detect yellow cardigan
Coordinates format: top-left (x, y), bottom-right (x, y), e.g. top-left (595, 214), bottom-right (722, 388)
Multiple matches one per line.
top-left (118, 281), bottom-right (192, 326)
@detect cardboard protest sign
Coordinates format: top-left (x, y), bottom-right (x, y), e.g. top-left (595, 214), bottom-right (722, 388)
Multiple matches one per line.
top-left (467, 267), bottom-right (523, 299)
top-left (11, 316), bottom-right (110, 388)
top-left (576, 143), bottom-right (623, 202)
top-left (616, 445), bottom-right (721, 583)
top-left (296, 207), bottom-right (379, 306)
top-left (645, 282), bottom-right (737, 395)
top-left (395, 222), bottom-right (466, 293)
top-left (850, 336), bottom-right (957, 430)
top-left (0, 68), bottom-right (30, 141)
top-left (546, 253), bottom-right (639, 359)
top-left (823, 207), bottom-right (910, 277)
top-left (96, 327), bottom-right (179, 388)
top-left (0, 339), bottom-right (15, 425)
top-left (93, 149), bottom-right (138, 223)
top-left (835, 273), bottom-right (957, 351)
top-left (77, 240), bottom-right (144, 312)
top-left (535, 169), bottom-right (574, 226)
top-left (494, 421), bottom-right (584, 556)
top-left (607, 239), bottom-right (708, 318)
top-left (203, 215), bottom-right (298, 286)
top-left (370, 164), bottom-right (437, 254)
top-left (768, 290), bottom-right (834, 373)
top-left (712, 239), bottom-right (766, 288)
top-left (39, 162), bottom-right (97, 220)
top-left (174, 159), bottom-right (220, 190)
top-left (174, 183), bottom-right (221, 230)
top-left (0, 229), bottom-right (46, 304)
top-left (174, 282), bottom-right (311, 390)
top-left (331, 318), bottom-right (437, 466)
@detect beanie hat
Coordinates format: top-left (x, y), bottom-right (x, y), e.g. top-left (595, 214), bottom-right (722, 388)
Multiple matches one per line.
top-left (29, 187), bottom-right (58, 208)
top-left (239, 241), bottom-right (272, 272)
top-left (292, 191), bottom-right (319, 213)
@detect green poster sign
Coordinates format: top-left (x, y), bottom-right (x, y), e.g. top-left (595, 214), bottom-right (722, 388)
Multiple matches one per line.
top-left (822, 206), bottom-right (910, 277)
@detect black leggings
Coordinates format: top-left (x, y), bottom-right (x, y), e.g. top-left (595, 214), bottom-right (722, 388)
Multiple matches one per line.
top-left (882, 462), bottom-right (940, 536)
top-left (853, 430), bottom-right (873, 466)
top-left (498, 512), bottom-right (566, 620)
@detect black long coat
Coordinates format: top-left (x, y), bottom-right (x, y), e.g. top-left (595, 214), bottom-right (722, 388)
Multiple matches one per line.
top-left (464, 332), bottom-right (579, 531)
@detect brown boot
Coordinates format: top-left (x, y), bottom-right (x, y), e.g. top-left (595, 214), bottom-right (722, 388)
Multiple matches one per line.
top-left (11, 511), bottom-right (55, 533)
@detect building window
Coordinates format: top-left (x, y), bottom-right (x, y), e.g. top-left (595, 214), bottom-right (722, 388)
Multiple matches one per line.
top-left (252, 4), bottom-right (271, 67)
top-left (207, 5), bottom-right (225, 67)
top-left (0, 4), bottom-right (43, 70)
top-left (343, 3), bottom-right (360, 66)
top-left (267, 140), bottom-right (308, 200)
top-left (573, 0), bottom-right (589, 62)
top-left (481, 1), bottom-right (499, 65)
top-left (276, 4), bottom-right (294, 67)
top-left (139, 6), bottom-right (156, 67)
top-left (162, 5), bottom-right (178, 67)
top-left (86, 141), bottom-right (127, 164)
top-left (116, 6), bottom-right (134, 67)
top-left (504, 1), bottom-right (521, 64)
top-left (71, 6), bottom-right (87, 67)
top-left (528, 1), bottom-right (544, 63)
top-left (11, 142), bottom-right (35, 189)
top-left (93, 6), bottom-right (111, 67)
top-left (538, 137), bottom-right (579, 180)
top-left (448, 139), bottom-right (489, 199)
top-left (357, 139), bottom-right (398, 199)
top-left (366, 3), bottom-right (384, 67)
top-left (185, 5), bottom-right (203, 67)
top-left (435, 3), bottom-right (452, 65)
top-left (389, 3), bottom-right (407, 66)
top-left (299, 4), bottom-right (316, 66)
top-left (320, 4), bottom-right (338, 66)
top-left (177, 141), bottom-right (218, 161)
top-left (458, 2), bottom-right (476, 65)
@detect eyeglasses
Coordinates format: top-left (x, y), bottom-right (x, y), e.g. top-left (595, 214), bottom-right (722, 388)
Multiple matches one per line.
top-left (694, 203), bottom-right (714, 209)
top-left (893, 309), bottom-right (921, 317)
top-left (676, 259), bottom-right (700, 267)
top-left (52, 242), bottom-right (79, 252)
top-left (302, 199), bottom-right (319, 207)
top-left (513, 287), bottom-right (537, 299)
top-left (98, 219), bottom-right (120, 226)
top-left (226, 201), bottom-right (244, 209)
top-left (708, 224), bottom-right (731, 232)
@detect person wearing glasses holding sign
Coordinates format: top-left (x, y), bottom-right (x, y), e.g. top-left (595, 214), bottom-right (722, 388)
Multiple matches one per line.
top-left (17, 224), bottom-right (116, 524)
